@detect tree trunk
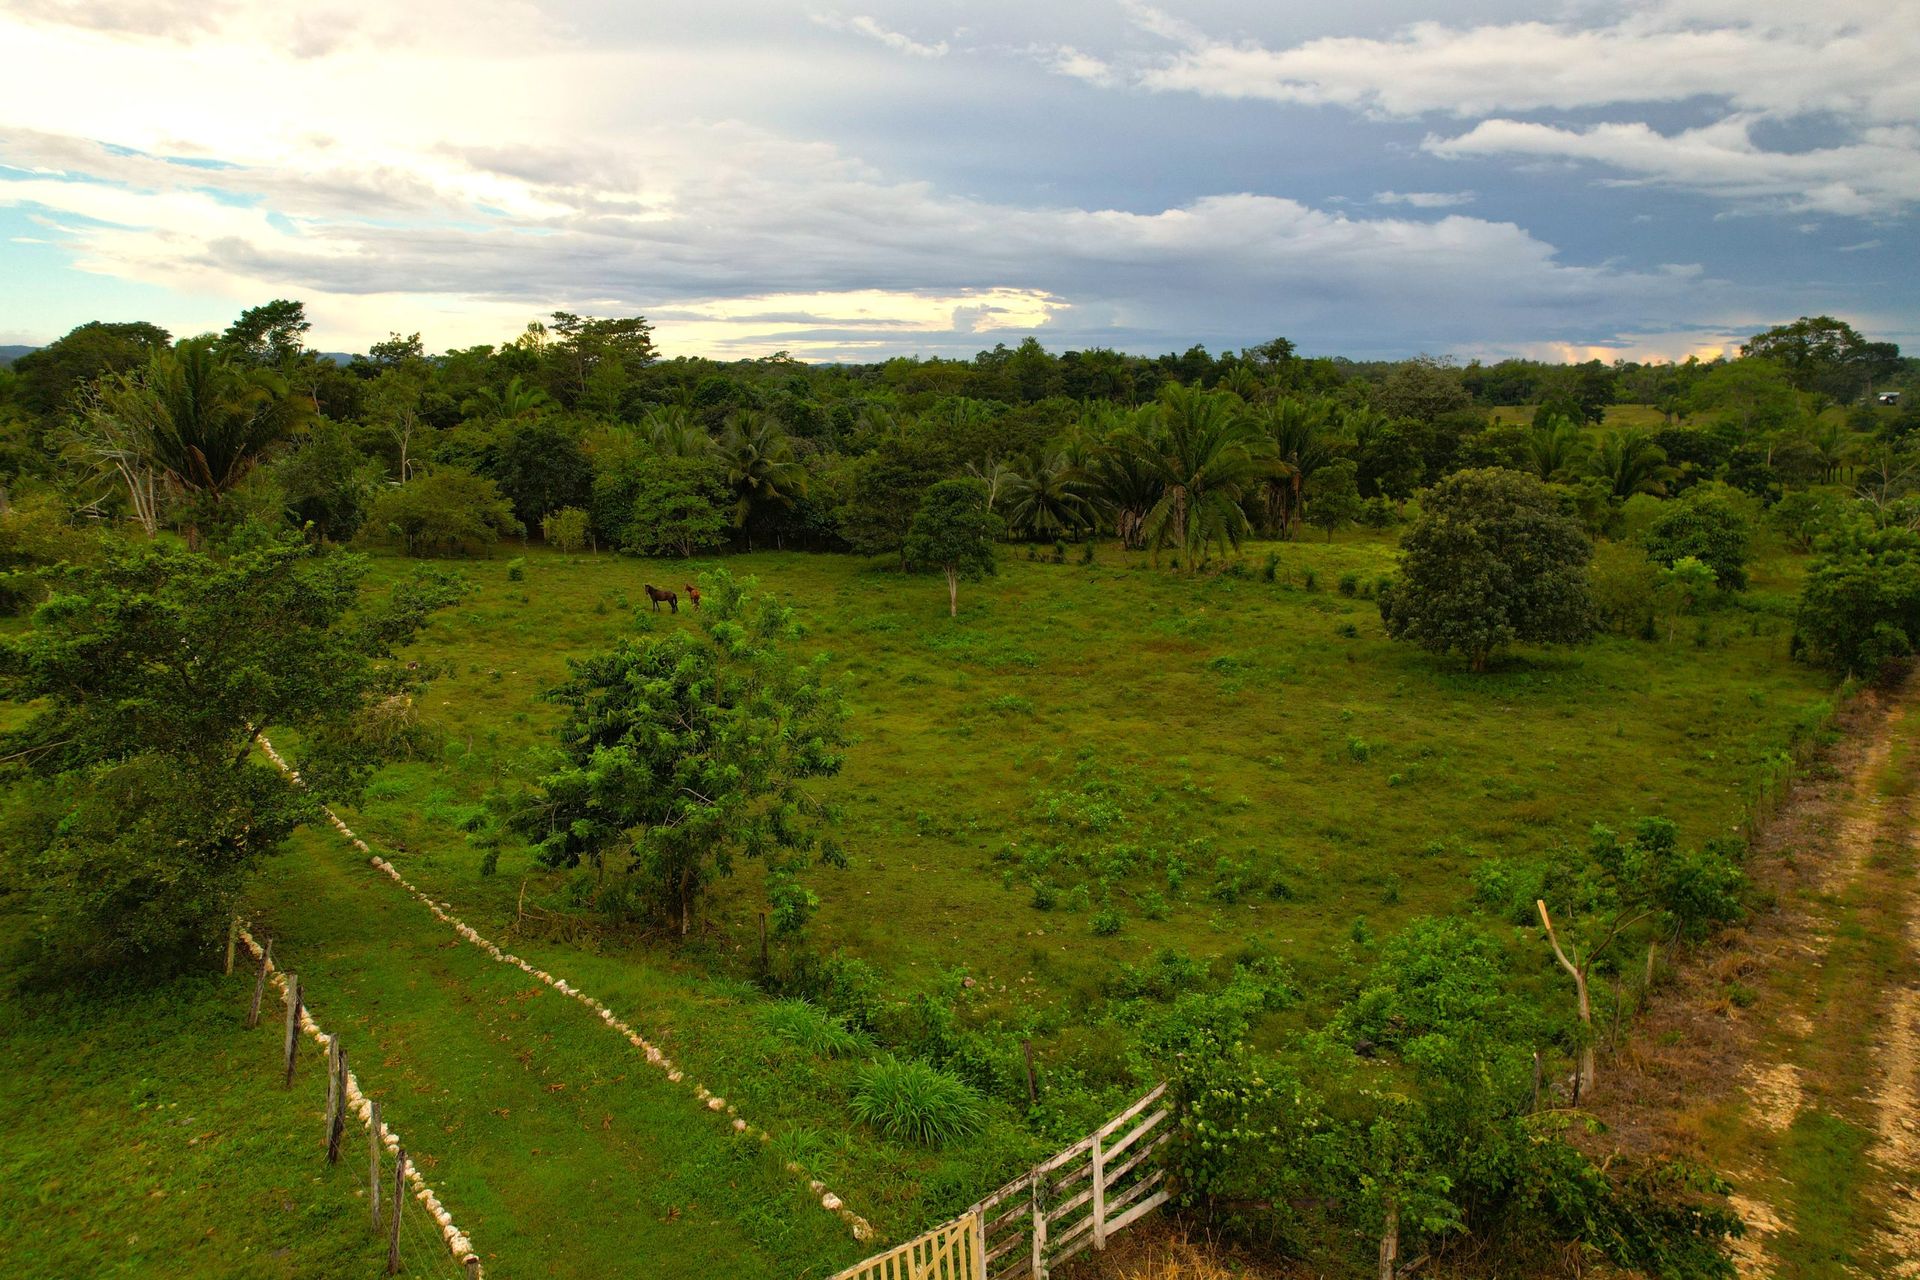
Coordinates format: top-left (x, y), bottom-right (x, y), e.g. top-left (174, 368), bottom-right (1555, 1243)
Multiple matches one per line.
top-left (945, 565), bottom-right (959, 617)
top-left (1379, 1201), bottom-right (1400, 1280)
top-left (1538, 899), bottom-right (1597, 1095)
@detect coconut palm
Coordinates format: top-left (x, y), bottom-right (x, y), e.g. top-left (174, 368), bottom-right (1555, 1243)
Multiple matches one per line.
top-left (720, 412), bottom-right (807, 544)
top-left (1080, 409), bottom-right (1165, 550)
top-left (1527, 415), bottom-right (1588, 482)
top-left (1589, 429), bottom-right (1676, 498)
top-left (1003, 451), bottom-right (1092, 539)
top-left (1135, 385), bottom-right (1268, 571)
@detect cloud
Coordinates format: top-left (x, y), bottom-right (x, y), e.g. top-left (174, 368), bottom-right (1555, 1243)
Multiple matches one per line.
top-left (1425, 117), bottom-right (1920, 216)
top-left (810, 12), bottom-right (948, 59)
top-left (1055, 0), bottom-right (1920, 217)
top-left (1373, 190), bottom-right (1475, 208)
top-left (1837, 239), bottom-right (1883, 252)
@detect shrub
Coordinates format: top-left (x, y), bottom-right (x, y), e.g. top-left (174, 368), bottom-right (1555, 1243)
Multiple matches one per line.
top-left (1261, 551), bottom-right (1279, 582)
top-left (541, 505), bottom-right (593, 552)
top-left (1092, 908), bottom-right (1124, 936)
top-left (368, 468), bottom-right (521, 556)
top-left (763, 999), bottom-right (865, 1056)
top-left (506, 557), bottom-right (526, 582)
top-left (1643, 485), bottom-right (1752, 590)
top-left (850, 1057), bottom-right (984, 1146)
top-left (1337, 571), bottom-right (1359, 596)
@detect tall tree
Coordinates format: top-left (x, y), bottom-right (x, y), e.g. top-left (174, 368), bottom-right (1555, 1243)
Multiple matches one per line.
top-left (1135, 385), bottom-right (1266, 571)
top-left (217, 300), bottom-right (311, 368)
top-left (721, 412), bottom-right (807, 545)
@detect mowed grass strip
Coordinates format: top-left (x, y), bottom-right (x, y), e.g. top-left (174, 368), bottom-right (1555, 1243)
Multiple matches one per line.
top-left (0, 957), bottom-right (391, 1279)
top-left (244, 827), bottom-right (864, 1280)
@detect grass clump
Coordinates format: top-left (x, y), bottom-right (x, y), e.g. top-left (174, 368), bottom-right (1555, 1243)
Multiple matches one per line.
top-left (849, 1057), bottom-right (984, 1147)
top-left (762, 998), bottom-right (865, 1056)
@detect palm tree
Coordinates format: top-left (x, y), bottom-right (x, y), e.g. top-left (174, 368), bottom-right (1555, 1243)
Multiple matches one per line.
top-left (1003, 452), bottom-right (1092, 539)
top-left (77, 337), bottom-right (308, 540)
top-left (964, 457), bottom-right (1016, 514)
top-left (1527, 415), bottom-right (1588, 482)
top-left (1253, 397), bottom-right (1332, 537)
top-left (1805, 418), bottom-right (1853, 484)
top-left (641, 406), bottom-right (715, 458)
top-left (1589, 429), bottom-right (1675, 498)
top-left (462, 374), bottom-right (554, 421)
top-left (720, 413), bottom-right (806, 545)
top-left (1081, 410), bottom-right (1165, 550)
top-left (1136, 385), bottom-right (1268, 571)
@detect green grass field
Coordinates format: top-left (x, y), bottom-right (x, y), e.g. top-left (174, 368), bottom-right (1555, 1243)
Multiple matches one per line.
top-left (2, 531), bottom-right (1843, 1278)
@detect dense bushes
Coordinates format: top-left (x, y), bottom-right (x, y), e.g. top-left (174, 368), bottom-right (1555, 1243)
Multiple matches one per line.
top-left (368, 467), bottom-right (521, 555)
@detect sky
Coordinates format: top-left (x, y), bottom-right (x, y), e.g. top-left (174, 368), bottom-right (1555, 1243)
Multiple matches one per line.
top-left (0, 0), bottom-right (1915, 364)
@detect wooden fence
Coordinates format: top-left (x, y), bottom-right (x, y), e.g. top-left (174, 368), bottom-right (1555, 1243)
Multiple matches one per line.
top-left (832, 1082), bottom-right (1172, 1280)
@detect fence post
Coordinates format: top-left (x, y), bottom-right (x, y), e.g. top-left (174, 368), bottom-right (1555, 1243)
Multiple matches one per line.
top-left (758, 910), bottom-right (769, 973)
top-left (388, 1147), bottom-right (406, 1276)
top-left (1030, 1164), bottom-right (1048, 1280)
top-left (369, 1100), bottom-right (382, 1231)
top-left (1022, 1040), bottom-right (1038, 1107)
top-left (326, 1038), bottom-right (347, 1165)
top-left (969, 1209), bottom-right (987, 1280)
top-left (245, 939), bottom-right (272, 1029)
top-left (1091, 1132), bottom-right (1107, 1250)
top-left (224, 916), bottom-right (238, 975)
top-left (283, 975), bottom-right (301, 1089)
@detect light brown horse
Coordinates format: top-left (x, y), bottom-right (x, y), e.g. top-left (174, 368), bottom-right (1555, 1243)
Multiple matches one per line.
top-left (644, 584), bottom-right (678, 613)
top-left (683, 583), bottom-right (702, 610)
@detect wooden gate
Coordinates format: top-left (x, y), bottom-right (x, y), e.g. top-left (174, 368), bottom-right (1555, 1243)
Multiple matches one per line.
top-left (829, 1210), bottom-right (984, 1280)
top-left (830, 1082), bottom-right (1172, 1280)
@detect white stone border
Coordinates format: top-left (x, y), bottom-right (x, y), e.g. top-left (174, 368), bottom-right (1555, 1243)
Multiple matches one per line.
top-left (258, 735), bottom-right (873, 1241)
top-left (237, 924), bottom-right (482, 1274)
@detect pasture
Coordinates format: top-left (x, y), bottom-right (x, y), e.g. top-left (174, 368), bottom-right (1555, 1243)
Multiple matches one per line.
top-left (2, 531), bottom-right (1840, 1278)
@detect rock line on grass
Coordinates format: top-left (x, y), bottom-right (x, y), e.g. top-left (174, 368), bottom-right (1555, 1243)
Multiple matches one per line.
top-left (235, 924), bottom-right (483, 1275)
top-left (257, 733), bottom-right (875, 1243)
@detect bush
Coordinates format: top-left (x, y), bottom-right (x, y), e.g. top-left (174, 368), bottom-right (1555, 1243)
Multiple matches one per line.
top-left (850, 1057), bottom-right (984, 1146)
top-left (367, 468), bottom-right (521, 556)
top-left (541, 505), bottom-right (593, 552)
top-left (1794, 517), bottom-right (1920, 674)
top-left (1590, 542), bottom-right (1659, 637)
top-left (1091, 908), bottom-right (1124, 936)
top-left (1337, 571), bottom-right (1359, 596)
top-left (506, 557), bottom-right (526, 582)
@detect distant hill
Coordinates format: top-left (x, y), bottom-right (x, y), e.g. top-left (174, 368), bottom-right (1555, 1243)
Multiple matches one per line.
top-left (0, 345), bottom-right (37, 368)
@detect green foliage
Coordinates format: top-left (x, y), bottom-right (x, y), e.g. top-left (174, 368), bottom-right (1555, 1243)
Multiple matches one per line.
top-left (1305, 458), bottom-right (1361, 541)
top-left (0, 535), bottom-right (462, 964)
top-left (510, 570), bottom-right (845, 933)
top-left (272, 419), bottom-right (381, 542)
top-left (620, 455), bottom-right (731, 558)
top-left (1644, 487), bottom-right (1752, 590)
top-left (540, 505), bottom-right (592, 552)
top-left (1378, 467), bottom-right (1594, 671)
top-left (1794, 517), bottom-right (1920, 674)
top-left (368, 467), bottom-right (521, 556)
top-left (761, 999), bottom-right (865, 1056)
top-left (904, 478), bottom-right (1004, 615)
top-left (849, 1057), bottom-right (984, 1146)
top-left (1591, 541), bottom-right (1659, 637)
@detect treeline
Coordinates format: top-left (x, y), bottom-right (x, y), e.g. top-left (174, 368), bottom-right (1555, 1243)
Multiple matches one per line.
top-left (0, 302), bottom-right (1912, 567)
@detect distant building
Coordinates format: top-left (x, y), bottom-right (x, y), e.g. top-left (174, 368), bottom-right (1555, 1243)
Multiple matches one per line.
top-left (1881, 392), bottom-right (1903, 406)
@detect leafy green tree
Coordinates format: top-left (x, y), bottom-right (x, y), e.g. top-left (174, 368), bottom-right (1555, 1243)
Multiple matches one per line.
top-left (216, 299), bottom-right (311, 368)
top-left (622, 455), bottom-right (731, 558)
top-left (1350, 409), bottom-right (1427, 503)
top-left (1305, 458), bottom-right (1361, 542)
top-left (904, 478), bottom-right (1003, 616)
top-left (545, 312), bottom-right (656, 406)
top-left (491, 418), bottom-right (593, 528)
top-left (11, 320), bottom-right (170, 418)
top-left (1379, 468), bottom-right (1594, 672)
top-left (1654, 556), bottom-right (1717, 641)
top-left (842, 434), bottom-right (949, 567)
top-left (0, 535), bottom-right (462, 964)
top-left (1690, 359), bottom-right (1803, 436)
top-left (1643, 486), bottom-right (1752, 590)
top-left (1137, 384), bottom-right (1266, 570)
top-left (368, 467), bottom-right (521, 556)
top-left (1373, 356), bottom-right (1470, 425)
top-left (273, 419), bottom-right (381, 542)
top-left (1769, 489), bottom-right (1845, 553)
top-left (1743, 315), bottom-right (1901, 403)
top-left (1794, 518), bottom-right (1920, 674)
top-left (462, 374), bottom-right (555, 423)
top-left (513, 570), bottom-right (845, 934)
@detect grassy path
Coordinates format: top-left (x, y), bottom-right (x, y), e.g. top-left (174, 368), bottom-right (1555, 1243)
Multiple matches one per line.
top-left (244, 827), bottom-right (864, 1280)
top-left (1601, 682), bottom-right (1920, 1278)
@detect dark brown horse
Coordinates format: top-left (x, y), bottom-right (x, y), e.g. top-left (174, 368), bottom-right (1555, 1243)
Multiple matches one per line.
top-left (683, 583), bottom-right (702, 610)
top-left (644, 584), bottom-right (678, 613)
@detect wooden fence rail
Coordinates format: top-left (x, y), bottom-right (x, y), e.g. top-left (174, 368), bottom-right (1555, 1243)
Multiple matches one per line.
top-left (831, 1082), bottom-right (1172, 1280)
